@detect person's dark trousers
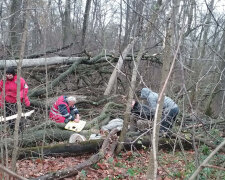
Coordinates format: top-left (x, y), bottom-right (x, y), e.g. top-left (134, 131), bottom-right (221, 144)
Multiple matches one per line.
top-left (160, 107), bottom-right (179, 132)
top-left (5, 102), bottom-right (25, 132)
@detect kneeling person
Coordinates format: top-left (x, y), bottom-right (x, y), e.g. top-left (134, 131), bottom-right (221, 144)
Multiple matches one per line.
top-left (49, 96), bottom-right (80, 123)
top-left (131, 100), bottom-right (154, 120)
top-left (141, 88), bottom-right (179, 132)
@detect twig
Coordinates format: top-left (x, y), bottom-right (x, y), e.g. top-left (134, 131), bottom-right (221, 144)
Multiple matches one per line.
top-left (0, 164), bottom-right (28, 180)
top-left (189, 138), bottom-right (225, 180)
top-left (203, 164), bottom-right (225, 171)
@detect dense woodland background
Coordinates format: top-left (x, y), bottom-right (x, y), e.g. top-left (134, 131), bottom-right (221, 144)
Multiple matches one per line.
top-left (0, 0), bottom-right (225, 179)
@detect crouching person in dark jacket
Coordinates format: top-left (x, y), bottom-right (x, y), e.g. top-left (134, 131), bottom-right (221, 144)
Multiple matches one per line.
top-left (131, 100), bottom-right (154, 120)
top-left (130, 100), bottom-right (155, 131)
top-left (140, 88), bottom-right (179, 133)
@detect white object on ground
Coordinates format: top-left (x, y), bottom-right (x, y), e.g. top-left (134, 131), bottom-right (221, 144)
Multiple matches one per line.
top-left (89, 134), bottom-right (102, 140)
top-left (0, 110), bottom-right (35, 122)
top-left (69, 133), bottom-right (86, 143)
top-left (101, 118), bottom-right (123, 132)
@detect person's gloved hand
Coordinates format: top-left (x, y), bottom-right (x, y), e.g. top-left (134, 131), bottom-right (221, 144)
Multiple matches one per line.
top-left (64, 119), bottom-right (70, 123)
top-left (74, 119), bottom-right (80, 123)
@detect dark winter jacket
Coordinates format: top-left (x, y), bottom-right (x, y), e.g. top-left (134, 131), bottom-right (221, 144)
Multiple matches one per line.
top-left (131, 101), bottom-right (154, 120)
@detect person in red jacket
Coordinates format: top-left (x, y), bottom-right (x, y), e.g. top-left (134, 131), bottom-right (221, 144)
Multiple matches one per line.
top-left (0, 67), bottom-right (30, 129)
top-left (49, 95), bottom-right (80, 123)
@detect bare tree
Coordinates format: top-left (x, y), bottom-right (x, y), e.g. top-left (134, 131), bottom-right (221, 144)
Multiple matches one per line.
top-left (81, 0), bottom-right (92, 50)
top-left (11, 0), bottom-right (29, 172)
top-left (146, 0), bottom-right (183, 178)
top-left (63, 0), bottom-right (71, 46)
top-left (9, 0), bottom-right (23, 56)
top-left (116, 0), bottom-right (162, 154)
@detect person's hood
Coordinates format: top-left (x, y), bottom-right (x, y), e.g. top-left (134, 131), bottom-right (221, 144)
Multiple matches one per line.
top-left (141, 88), bottom-right (152, 98)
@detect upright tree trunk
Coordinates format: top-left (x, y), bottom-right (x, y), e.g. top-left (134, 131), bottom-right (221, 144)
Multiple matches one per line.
top-left (63, 0), bottom-right (71, 46)
top-left (189, 0), bottom-right (215, 111)
top-left (146, 0), bottom-right (180, 178)
top-left (122, 0), bottom-right (140, 49)
top-left (9, 0), bottom-right (23, 56)
top-left (81, 0), bottom-right (92, 49)
top-left (146, 18), bottom-right (172, 180)
top-left (116, 0), bottom-right (146, 153)
top-left (208, 22), bottom-right (225, 117)
top-left (11, 0), bottom-right (29, 172)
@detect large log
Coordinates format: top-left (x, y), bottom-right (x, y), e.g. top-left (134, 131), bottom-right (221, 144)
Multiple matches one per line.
top-left (18, 133), bottom-right (195, 160)
top-left (1, 53), bottom-right (161, 69)
top-left (18, 139), bottom-right (104, 159)
top-left (0, 57), bottom-right (89, 69)
top-left (30, 128), bottom-right (119, 180)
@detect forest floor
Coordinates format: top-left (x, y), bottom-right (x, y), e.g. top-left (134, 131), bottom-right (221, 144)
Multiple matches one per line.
top-left (15, 149), bottom-right (198, 180)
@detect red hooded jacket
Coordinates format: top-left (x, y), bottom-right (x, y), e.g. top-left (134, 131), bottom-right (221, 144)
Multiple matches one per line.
top-left (0, 75), bottom-right (30, 107)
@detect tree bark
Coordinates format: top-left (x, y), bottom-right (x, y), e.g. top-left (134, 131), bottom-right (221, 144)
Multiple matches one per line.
top-left (9, 0), bottom-right (23, 56)
top-left (11, 0), bottom-right (29, 172)
top-left (81, 0), bottom-right (92, 49)
top-left (62, 0), bottom-right (71, 46)
top-left (28, 58), bottom-right (86, 97)
top-left (18, 139), bottom-right (104, 160)
top-left (104, 38), bottom-right (137, 95)
top-left (146, 0), bottom-right (181, 178)
top-left (0, 56), bottom-right (88, 69)
top-left (18, 133), bottom-right (199, 160)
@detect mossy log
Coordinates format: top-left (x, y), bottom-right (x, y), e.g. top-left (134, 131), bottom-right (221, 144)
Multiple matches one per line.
top-left (1, 128), bottom-right (75, 149)
top-left (18, 139), bottom-right (104, 160)
top-left (18, 133), bottom-right (195, 160)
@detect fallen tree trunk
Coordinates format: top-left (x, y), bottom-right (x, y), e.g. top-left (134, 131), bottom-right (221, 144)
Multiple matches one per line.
top-left (104, 38), bottom-right (138, 95)
top-left (18, 139), bottom-right (104, 160)
top-left (30, 128), bottom-right (119, 180)
top-left (1, 53), bottom-right (161, 69)
top-left (18, 133), bottom-right (194, 160)
top-left (0, 57), bottom-right (89, 69)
